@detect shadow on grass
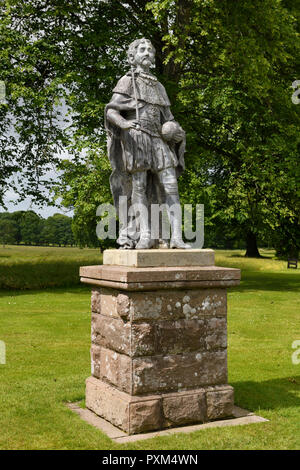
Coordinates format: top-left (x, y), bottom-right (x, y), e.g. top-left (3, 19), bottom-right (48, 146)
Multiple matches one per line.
top-left (232, 376), bottom-right (300, 411)
top-left (224, 254), bottom-right (273, 259)
top-left (229, 272), bottom-right (300, 293)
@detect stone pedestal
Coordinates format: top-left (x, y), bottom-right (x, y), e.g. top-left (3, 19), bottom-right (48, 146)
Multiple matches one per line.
top-left (80, 249), bottom-right (240, 435)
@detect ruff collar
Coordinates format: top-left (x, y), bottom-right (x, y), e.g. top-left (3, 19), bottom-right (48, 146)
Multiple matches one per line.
top-left (112, 70), bottom-right (171, 107)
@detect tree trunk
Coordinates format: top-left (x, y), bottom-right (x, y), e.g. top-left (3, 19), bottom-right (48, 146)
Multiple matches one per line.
top-left (154, 0), bottom-right (192, 83)
top-left (245, 230), bottom-right (261, 257)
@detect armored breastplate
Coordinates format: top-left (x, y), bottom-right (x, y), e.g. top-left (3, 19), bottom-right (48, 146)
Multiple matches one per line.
top-left (126, 103), bottom-right (162, 136)
top-left (139, 104), bottom-right (161, 136)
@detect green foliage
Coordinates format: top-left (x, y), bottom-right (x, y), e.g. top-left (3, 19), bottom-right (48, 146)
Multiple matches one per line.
top-left (54, 149), bottom-right (114, 248)
top-left (0, 0), bottom-right (68, 205)
top-left (19, 211), bottom-right (44, 245)
top-left (0, 213), bottom-right (18, 246)
top-left (272, 217), bottom-right (300, 259)
top-left (0, 210), bottom-right (75, 246)
top-left (40, 213), bottom-right (75, 246)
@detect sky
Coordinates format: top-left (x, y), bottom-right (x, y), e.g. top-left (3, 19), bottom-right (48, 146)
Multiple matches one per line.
top-left (1, 164), bottom-right (74, 219)
top-left (1, 189), bottom-right (74, 219)
top-left (1, 97), bottom-right (75, 219)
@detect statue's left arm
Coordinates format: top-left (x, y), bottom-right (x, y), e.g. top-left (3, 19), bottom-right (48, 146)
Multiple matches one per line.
top-left (161, 106), bottom-right (186, 143)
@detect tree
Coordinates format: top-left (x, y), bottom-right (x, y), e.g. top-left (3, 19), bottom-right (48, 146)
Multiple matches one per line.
top-left (0, 0), bottom-right (69, 206)
top-left (55, 151), bottom-right (113, 248)
top-left (10, 211), bottom-right (26, 244)
top-left (0, 213), bottom-right (18, 246)
top-left (19, 210), bottom-right (44, 245)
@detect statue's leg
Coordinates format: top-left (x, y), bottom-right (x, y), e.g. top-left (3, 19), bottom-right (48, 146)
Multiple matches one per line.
top-left (158, 168), bottom-right (191, 249)
top-left (132, 171), bottom-right (153, 249)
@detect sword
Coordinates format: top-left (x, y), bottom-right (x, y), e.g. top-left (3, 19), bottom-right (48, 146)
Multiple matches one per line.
top-left (131, 66), bottom-right (140, 129)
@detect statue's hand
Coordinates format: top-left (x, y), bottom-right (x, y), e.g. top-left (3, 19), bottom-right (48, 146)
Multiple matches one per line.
top-left (173, 128), bottom-right (185, 143)
top-left (120, 120), bottom-right (141, 130)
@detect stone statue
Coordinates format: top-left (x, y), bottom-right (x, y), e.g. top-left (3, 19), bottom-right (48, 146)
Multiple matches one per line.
top-left (105, 38), bottom-right (190, 249)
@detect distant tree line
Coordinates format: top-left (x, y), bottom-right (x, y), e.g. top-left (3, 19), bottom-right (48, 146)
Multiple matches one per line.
top-left (0, 211), bottom-right (75, 247)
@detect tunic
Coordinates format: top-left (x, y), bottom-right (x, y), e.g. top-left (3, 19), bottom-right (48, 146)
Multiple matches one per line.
top-left (105, 71), bottom-right (185, 174)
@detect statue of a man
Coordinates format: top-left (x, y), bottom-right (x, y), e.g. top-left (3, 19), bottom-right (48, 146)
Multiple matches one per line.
top-left (105, 38), bottom-right (190, 249)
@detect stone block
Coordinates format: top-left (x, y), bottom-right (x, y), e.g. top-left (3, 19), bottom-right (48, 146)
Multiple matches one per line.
top-left (86, 377), bottom-right (130, 431)
top-left (99, 289), bottom-right (119, 318)
top-left (205, 317), bottom-right (227, 350)
top-left (93, 315), bottom-right (131, 354)
top-left (156, 319), bottom-right (206, 354)
top-left (92, 314), bottom-right (227, 358)
top-left (94, 347), bottom-right (227, 395)
top-left (91, 313), bottom-right (98, 344)
top-left (162, 390), bottom-right (206, 427)
top-left (80, 265), bottom-right (241, 289)
top-left (91, 288), bottom-right (101, 313)
top-left (86, 377), bottom-right (161, 434)
top-left (132, 350), bottom-right (227, 395)
top-left (100, 347), bottom-right (132, 393)
top-left (117, 292), bottom-right (131, 319)
top-left (97, 288), bottom-right (202, 321)
top-left (206, 386), bottom-right (234, 420)
top-left (103, 248), bottom-right (215, 268)
top-left (131, 323), bottom-right (156, 357)
top-left (93, 288), bottom-right (131, 320)
top-left (93, 315), bottom-right (156, 357)
top-left (129, 289), bottom-right (227, 322)
top-left (86, 378), bottom-right (235, 434)
top-left (90, 344), bottom-right (101, 378)
top-left (129, 399), bottom-right (162, 434)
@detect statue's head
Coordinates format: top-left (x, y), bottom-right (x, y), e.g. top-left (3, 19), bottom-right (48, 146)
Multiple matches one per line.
top-left (127, 38), bottom-right (155, 69)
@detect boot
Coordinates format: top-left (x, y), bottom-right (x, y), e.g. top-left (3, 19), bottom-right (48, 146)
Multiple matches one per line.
top-left (158, 238), bottom-right (169, 249)
top-left (170, 238), bottom-right (191, 249)
top-left (136, 235), bottom-right (154, 249)
top-left (169, 203), bottom-right (191, 249)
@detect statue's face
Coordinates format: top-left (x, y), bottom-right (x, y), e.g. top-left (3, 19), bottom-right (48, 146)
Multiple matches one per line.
top-left (133, 41), bottom-right (155, 70)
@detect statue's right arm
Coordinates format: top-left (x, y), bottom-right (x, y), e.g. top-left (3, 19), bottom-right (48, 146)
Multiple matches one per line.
top-left (106, 109), bottom-right (139, 130)
top-left (107, 109), bottom-right (129, 129)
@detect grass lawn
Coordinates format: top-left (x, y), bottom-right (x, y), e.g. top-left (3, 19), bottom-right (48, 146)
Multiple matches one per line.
top-left (0, 248), bottom-right (299, 449)
top-left (0, 245), bottom-right (102, 289)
